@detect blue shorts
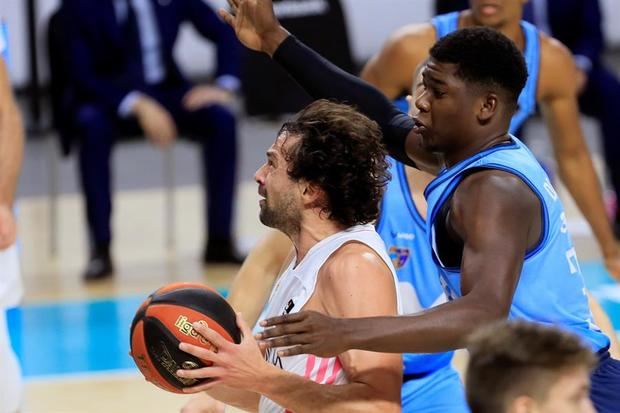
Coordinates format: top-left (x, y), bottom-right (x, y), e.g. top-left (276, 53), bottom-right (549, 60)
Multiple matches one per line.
top-left (401, 365), bottom-right (470, 413)
top-left (590, 351), bottom-right (620, 413)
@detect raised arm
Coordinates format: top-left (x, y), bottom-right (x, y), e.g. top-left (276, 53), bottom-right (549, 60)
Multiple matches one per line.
top-left (538, 37), bottom-right (620, 279)
top-left (219, 0), bottom-right (440, 171)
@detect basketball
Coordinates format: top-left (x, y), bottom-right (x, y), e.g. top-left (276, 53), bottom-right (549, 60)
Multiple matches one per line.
top-left (129, 282), bottom-right (241, 393)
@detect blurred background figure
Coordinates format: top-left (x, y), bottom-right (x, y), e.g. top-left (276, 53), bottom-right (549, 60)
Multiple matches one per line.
top-left (467, 321), bottom-right (597, 413)
top-left (0, 18), bottom-right (24, 413)
top-left (60, 0), bottom-right (242, 281)
top-left (435, 0), bottom-right (620, 237)
top-left (523, 0), bottom-right (620, 239)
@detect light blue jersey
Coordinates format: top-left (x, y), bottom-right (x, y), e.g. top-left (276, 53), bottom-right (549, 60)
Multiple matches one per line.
top-left (377, 159), bottom-right (469, 412)
top-left (432, 12), bottom-right (540, 134)
top-left (425, 136), bottom-right (610, 352)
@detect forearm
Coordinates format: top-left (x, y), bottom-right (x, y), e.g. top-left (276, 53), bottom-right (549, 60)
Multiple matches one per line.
top-left (557, 153), bottom-right (617, 256)
top-left (272, 34), bottom-right (414, 165)
top-left (344, 295), bottom-right (504, 354)
top-left (0, 97), bottom-right (24, 206)
top-left (256, 366), bottom-right (399, 413)
top-left (206, 386), bottom-right (260, 412)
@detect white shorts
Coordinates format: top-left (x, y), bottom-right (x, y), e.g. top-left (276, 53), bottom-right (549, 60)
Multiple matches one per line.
top-left (0, 243), bottom-right (22, 309)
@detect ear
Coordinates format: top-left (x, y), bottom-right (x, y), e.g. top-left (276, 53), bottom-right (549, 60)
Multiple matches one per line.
top-left (477, 92), bottom-right (499, 123)
top-left (509, 395), bottom-right (538, 413)
top-left (300, 181), bottom-right (322, 206)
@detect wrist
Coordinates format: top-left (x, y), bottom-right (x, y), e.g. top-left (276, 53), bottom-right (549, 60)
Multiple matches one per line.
top-left (263, 26), bottom-right (290, 57)
top-left (337, 316), bottom-right (356, 351)
top-left (252, 363), bottom-right (283, 395)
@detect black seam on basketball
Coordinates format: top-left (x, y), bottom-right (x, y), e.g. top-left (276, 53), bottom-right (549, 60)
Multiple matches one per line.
top-left (150, 288), bottom-right (241, 343)
top-left (143, 316), bottom-right (211, 389)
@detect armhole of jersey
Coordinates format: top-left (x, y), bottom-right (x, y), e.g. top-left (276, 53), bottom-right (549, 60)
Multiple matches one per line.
top-left (469, 164), bottom-right (550, 259)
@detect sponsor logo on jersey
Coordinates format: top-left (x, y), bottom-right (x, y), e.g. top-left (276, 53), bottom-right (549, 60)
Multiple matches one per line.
top-left (389, 246), bottom-right (410, 269)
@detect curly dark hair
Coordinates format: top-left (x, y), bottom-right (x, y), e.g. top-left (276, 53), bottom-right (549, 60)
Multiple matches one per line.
top-left (279, 100), bottom-right (390, 227)
top-left (430, 27), bottom-right (528, 110)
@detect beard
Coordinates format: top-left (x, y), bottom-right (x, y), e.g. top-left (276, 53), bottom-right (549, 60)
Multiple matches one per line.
top-left (259, 194), bottom-right (301, 235)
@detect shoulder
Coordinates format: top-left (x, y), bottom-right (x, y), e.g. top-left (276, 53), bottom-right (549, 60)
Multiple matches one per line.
top-left (317, 241), bottom-right (397, 317)
top-left (451, 169), bottom-right (539, 226)
top-left (538, 33), bottom-right (579, 98)
top-left (382, 23), bottom-right (436, 62)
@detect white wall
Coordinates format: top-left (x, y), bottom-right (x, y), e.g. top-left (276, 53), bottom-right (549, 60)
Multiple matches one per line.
top-left (1, 0), bottom-right (619, 88)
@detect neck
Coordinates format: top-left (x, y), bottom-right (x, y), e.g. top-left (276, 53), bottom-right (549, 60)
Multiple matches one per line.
top-left (461, 10), bottom-right (525, 50)
top-left (444, 132), bottom-right (512, 168)
top-left (286, 214), bottom-right (345, 265)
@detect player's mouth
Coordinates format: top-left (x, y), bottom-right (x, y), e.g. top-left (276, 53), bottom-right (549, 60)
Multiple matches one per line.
top-left (478, 3), bottom-right (500, 17)
top-left (412, 117), bottom-right (429, 135)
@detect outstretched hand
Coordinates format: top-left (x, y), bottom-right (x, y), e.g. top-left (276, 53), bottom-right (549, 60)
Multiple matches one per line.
top-left (218, 0), bottom-right (288, 56)
top-left (256, 310), bottom-right (350, 358)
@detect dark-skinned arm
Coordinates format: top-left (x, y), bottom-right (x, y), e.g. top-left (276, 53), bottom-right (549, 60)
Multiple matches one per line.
top-left (259, 170), bottom-right (538, 355)
top-left (538, 37), bottom-right (620, 279)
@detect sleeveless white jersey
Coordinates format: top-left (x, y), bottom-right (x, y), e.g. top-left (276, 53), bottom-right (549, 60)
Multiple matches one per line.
top-left (258, 224), bottom-right (400, 413)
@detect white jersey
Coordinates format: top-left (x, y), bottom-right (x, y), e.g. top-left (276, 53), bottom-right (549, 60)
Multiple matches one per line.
top-left (258, 224), bottom-right (400, 413)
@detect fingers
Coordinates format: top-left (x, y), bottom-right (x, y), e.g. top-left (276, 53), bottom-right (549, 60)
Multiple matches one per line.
top-left (181, 378), bottom-right (221, 394)
top-left (191, 321), bottom-right (229, 350)
top-left (218, 8), bottom-right (234, 27)
top-left (276, 344), bottom-right (312, 357)
top-left (260, 312), bottom-right (306, 328)
top-left (176, 365), bottom-right (222, 380)
top-left (226, 0), bottom-right (240, 13)
top-left (256, 320), bottom-right (308, 341)
top-left (179, 342), bottom-right (219, 363)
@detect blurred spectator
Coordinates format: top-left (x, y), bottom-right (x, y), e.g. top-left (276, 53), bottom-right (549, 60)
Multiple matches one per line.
top-left (61, 0), bottom-right (242, 281)
top-left (0, 19), bottom-right (24, 413)
top-left (522, 0), bottom-right (620, 237)
top-left (467, 321), bottom-right (597, 413)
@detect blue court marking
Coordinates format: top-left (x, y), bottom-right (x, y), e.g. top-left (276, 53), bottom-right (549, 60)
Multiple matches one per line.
top-left (6, 266), bottom-right (620, 378)
top-left (7, 289), bottom-right (228, 378)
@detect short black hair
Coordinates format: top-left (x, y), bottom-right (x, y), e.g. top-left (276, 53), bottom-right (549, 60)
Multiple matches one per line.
top-left (430, 27), bottom-right (528, 108)
top-left (280, 100), bottom-right (390, 228)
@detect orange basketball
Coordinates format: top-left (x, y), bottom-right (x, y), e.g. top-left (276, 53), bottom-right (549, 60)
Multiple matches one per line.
top-left (129, 282), bottom-right (241, 393)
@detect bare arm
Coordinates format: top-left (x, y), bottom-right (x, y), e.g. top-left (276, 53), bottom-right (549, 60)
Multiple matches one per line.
top-left (538, 37), bottom-right (620, 275)
top-left (227, 230), bottom-right (292, 325)
top-left (360, 25), bottom-right (434, 99)
top-left (178, 245), bottom-right (401, 412)
top-left (254, 245), bottom-right (401, 413)
top-left (260, 171), bottom-right (537, 355)
top-left (0, 58), bottom-right (23, 250)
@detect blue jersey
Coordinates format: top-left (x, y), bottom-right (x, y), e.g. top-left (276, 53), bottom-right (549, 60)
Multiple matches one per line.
top-left (432, 12), bottom-right (540, 134)
top-left (425, 136), bottom-right (610, 351)
top-left (376, 159), bottom-right (454, 375)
